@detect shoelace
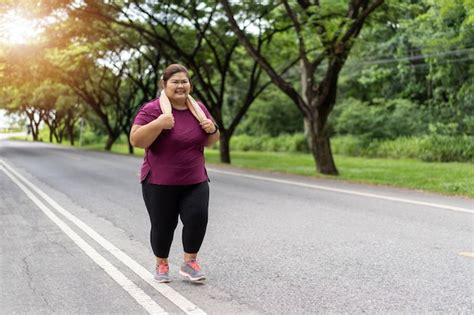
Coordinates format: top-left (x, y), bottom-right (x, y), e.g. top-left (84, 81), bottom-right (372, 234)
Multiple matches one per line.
top-left (157, 263), bottom-right (169, 274)
top-left (188, 259), bottom-right (201, 271)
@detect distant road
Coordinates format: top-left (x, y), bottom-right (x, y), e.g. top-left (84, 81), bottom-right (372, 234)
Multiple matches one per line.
top-left (1, 140), bottom-right (472, 314)
top-left (0, 132), bottom-right (26, 140)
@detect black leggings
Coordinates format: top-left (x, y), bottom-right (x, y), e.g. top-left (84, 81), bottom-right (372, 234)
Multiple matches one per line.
top-left (142, 180), bottom-right (209, 258)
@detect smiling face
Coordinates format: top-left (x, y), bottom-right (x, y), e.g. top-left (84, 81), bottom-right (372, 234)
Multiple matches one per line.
top-left (164, 72), bottom-right (191, 105)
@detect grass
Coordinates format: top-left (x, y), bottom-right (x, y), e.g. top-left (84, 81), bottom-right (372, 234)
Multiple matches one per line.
top-left (4, 135), bottom-right (473, 197)
top-left (202, 150), bottom-right (473, 197)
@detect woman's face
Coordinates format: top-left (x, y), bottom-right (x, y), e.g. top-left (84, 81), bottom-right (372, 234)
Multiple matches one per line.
top-left (164, 72), bottom-right (191, 103)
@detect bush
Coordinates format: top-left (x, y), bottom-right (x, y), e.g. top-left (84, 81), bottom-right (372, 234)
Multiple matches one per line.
top-left (331, 136), bottom-right (367, 156)
top-left (228, 133), bottom-right (473, 162)
top-left (333, 98), bottom-right (429, 140)
top-left (80, 130), bottom-right (107, 146)
top-left (230, 133), bottom-right (309, 153)
top-left (234, 87), bottom-right (304, 136)
top-left (419, 135), bottom-right (474, 162)
top-left (332, 135), bottom-right (473, 162)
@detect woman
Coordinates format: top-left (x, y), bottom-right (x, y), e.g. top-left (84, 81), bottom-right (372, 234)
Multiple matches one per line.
top-left (130, 64), bottom-right (220, 283)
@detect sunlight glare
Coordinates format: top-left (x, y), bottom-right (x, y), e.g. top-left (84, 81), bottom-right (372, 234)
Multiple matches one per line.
top-left (0, 10), bottom-right (41, 44)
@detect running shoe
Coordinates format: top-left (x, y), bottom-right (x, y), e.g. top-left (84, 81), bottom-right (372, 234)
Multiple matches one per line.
top-left (179, 259), bottom-right (206, 282)
top-left (154, 261), bottom-right (170, 283)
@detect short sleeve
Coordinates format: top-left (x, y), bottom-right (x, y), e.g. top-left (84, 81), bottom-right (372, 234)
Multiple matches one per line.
top-left (133, 99), bottom-right (161, 126)
top-left (198, 102), bottom-right (214, 121)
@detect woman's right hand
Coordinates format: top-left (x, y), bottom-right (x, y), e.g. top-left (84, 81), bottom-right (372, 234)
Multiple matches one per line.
top-left (157, 114), bottom-right (174, 129)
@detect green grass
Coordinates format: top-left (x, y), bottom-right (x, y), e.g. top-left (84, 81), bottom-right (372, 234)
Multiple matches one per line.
top-left (202, 150), bottom-right (473, 197)
top-left (4, 136), bottom-right (473, 197)
top-left (112, 144), bottom-right (472, 198)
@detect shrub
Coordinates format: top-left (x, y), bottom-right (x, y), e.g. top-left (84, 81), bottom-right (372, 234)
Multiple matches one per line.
top-left (419, 135), bottom-right (474, 162)
top-left (225, 133), bottom-right (472, 162)
top-left (333, 98), bottom-right (428, 140)
top-left (332, 135), bottom-right (473, 162)
top-left (80, 130), bottom-right (107, 146)
top-left (230, 133), bottom-right (309, 153)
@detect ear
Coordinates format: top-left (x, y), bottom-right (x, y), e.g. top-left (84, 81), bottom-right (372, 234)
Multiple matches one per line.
top-left (159, 79), bottom-right (165, 90)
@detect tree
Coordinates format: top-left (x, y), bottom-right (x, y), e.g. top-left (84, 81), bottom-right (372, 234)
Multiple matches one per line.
top-left (0, 2), bottom-right (88, 144)
top-left (337, 0), bottom-right (474, 136)
top-left (0, 44), bottom-right (45, 141)
top-left (77, 1), bottom-right (288, 162)
top-left (221, 0), bottom-right (385, 175)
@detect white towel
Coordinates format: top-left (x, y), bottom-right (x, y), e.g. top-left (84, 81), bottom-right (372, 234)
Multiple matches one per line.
top-left (159, 90), bottom-right (207, 123)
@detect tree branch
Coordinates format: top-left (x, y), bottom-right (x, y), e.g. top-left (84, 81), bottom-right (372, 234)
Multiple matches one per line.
top-left (341, 0), bottom-right (384, 43)
top-left (283, 0), bottom-right (310, 70)
top-left (220, 0), bottom-right (309, 117)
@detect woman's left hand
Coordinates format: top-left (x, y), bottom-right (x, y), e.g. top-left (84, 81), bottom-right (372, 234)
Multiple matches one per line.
top-left (200, 119), bottom-right (217, 134)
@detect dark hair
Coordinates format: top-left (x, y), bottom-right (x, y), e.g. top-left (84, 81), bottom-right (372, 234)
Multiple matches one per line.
top-left (162, 64), bottom-right (190, 81)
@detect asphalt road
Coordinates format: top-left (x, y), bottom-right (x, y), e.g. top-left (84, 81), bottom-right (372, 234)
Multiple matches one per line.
top-left (1, 140), bottom-right (473, 314)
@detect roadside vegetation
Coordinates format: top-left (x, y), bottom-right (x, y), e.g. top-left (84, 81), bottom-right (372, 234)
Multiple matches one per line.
top-left (2, 1), bottom-right (472, 196)
top-left (9, 129), bottom-right (473, 198)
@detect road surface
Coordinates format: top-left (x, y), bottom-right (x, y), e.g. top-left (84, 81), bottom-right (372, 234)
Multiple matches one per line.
top-left (1, 140), bottom-right (472, 314)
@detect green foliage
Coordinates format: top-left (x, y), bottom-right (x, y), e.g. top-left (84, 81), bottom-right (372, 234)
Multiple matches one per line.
top-left (230, 133), bottom-right (309, 153)
top-left (331, 135), bottom-right (473, 162)
top-left (333, 98), bottom-right (428, 140)
top-left (418, 135), bottom-right (474, 162)
top-left (339, 0), bottom-right (473, 139)
top-left (229, 133), bottom-right (473, 162)
top-left (235, 86), bottom-right (303, 136)
top-left (79, 130), bottom-right (107, 146)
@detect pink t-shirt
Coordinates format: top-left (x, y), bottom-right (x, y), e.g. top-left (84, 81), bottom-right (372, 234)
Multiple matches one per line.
top-left (133, 98), bottom-right (212, 185)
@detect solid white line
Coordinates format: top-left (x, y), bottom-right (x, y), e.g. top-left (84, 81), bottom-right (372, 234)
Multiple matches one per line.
top-left (0, 159), bottom-right (206, 315)
top-left (208, 168), bottom-right (474, 214)
top-left (0, 165), bottom-right (167, 315)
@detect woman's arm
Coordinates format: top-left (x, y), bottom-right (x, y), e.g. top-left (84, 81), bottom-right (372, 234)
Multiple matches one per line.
top-left (199, 119), bottom-right (220, 147)
top-left (130, 114), bottom-right (174, 148)
top-left (205, 130), bottom-right (220, 147)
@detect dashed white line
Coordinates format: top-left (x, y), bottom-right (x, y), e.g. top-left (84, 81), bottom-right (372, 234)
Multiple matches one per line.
top-left (0, 164), bottom-right (167, 315)
top-left (208, 168), bottom-right (473, 214)
top-left (0, 159), bottom-right (206, 315)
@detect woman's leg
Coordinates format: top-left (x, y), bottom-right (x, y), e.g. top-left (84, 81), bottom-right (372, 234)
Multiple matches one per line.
top-left (178, 181), bottom-right (209, 260)
top-left (142, 182), bottom-right (180, 261)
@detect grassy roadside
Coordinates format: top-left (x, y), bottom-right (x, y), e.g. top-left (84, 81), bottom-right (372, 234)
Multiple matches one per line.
top-left (5, 136), bottom-right (473, 197)
top-left (74, 143), bottom-right (474, 198)
top-left (203, 150), bottom-right (473, 198)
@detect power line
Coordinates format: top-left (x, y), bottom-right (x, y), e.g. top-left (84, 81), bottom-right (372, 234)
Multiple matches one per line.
top-left (352, 38), bottom-right (474, 59)
top-left (354, 47), bottom-right (474, 66)
top-left (341, 56), bottom-right (474, 75)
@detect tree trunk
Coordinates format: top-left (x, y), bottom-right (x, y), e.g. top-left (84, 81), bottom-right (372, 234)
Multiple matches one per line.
top-left (54, 130), bottom-right (62, 144)
top-left (49, 127), bottom-right (53, 143)
top-left (308, 118), bottom-right (338, 175)
top-left (104, 133), bottom-right (119, 151)
top-left (303, 117), bottom-right (312, 150)
top-left (31, 122), bottom-right (40, 141)
top-left (68, 126), bottom-right (75, 146)
top-left (125, 126), bottom-right (134, 154)
top-left (219, 133), bottom-right (231, 163)
top-left (58, 130), bottom-right (64, 143)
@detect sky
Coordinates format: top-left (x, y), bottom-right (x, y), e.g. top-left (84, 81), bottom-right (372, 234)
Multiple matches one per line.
top-left (0, 109), bottom-right (24, 130)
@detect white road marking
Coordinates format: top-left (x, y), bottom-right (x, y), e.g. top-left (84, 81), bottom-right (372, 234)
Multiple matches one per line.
top-left (0, 165), bottom-right (167, 315)
top-left (208, 168), bottom-right (474, 214)
top-left (0, 159), bottom-right (206, 315)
